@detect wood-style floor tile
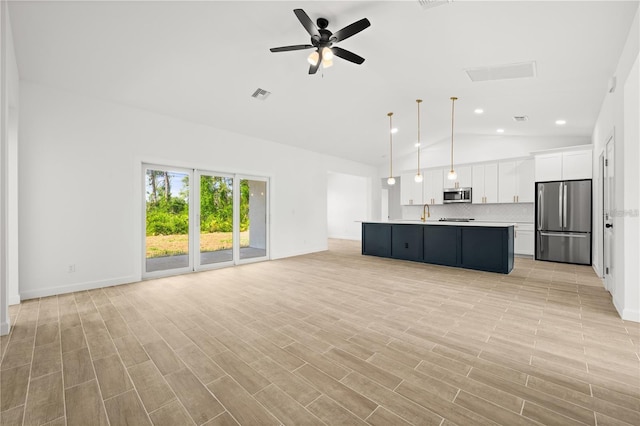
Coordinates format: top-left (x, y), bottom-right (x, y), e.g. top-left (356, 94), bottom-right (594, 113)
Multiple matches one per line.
top-left (104, 390), bottom-right (151, 426)
top-left (93, 353), bottom-right (133, 400)
top-left (0, 405), bottom-right (24, 426)
top-left (6, 240), bottom-right (639, 426)
top-left (295, 364), bottom-right (377, 419)
top-left (23, 371), bottom-right (65, 425)
top-left (62, 347), bottom-right (95, 388)
top-left (305, 394), bottom-right (369, 426)
top-left (0, 364), bottom-right (30, 412)
top-left (165, 368), bottom-right (224, 424)
top-left (143, 339), bottom-right (185, 375)
top-left (211, 350), bottom-right (270, 394)
top-left (127, 360), bottom-right (176, 413)
top-left (148, 399), bottom-right (195, 426)
top-left (254, 384), bottom-right (325, 426)
top-left (250, 356), bottom-right (321, 406)
top-left (207, 376), bottom-right (279, 426)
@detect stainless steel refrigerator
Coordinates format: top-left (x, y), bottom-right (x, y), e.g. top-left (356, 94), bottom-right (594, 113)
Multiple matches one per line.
top-left (535, 179), bottom-right (592, 265)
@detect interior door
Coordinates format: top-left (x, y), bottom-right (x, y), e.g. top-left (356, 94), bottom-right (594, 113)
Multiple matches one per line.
top-left (603, 137), bottom-right (614, 291)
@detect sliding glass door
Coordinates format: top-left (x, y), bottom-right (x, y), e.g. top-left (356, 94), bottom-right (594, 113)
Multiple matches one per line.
top-left (197, 172), bottom-right (235, 268)
top-left (144, 166), bottom-right (192, 275)
top-left (143, 165), bottom-right (268, 277)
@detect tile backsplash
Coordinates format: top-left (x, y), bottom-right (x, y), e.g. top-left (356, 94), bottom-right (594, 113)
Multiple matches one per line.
top-left (402, 203), bottom-right (534, 223)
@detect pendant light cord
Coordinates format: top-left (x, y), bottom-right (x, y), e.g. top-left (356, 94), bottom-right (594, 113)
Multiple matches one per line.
top-left (450, 97), bottom-right (457, 172)
top-left (388, 112), bottom-right (393, 178)
top-left (416, 99), bottom-right (422, 173)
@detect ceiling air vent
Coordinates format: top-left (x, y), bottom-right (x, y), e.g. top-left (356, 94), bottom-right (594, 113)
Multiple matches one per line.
top-left (251, 88), bottom-right (271, 101)
top-left (418, 0), bottom-right (453, 10)
top-left (465, 61), bottom-right (537, 82)
top-left (513, 115), bottom-right (529, 122)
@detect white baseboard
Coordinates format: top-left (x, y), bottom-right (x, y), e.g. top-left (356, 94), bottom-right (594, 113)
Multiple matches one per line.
top-left (9, 294), bottom-right (20, 306)
top-left (611, 292), bottom-right (639, 322)
top-left (19, 275), bottom-right (140, 301)
top-left (622, 307), bottom-right (640, 323)
top-left (0, 320), bottom-right (10, 336)
top-left (271, 245), bottom-right (328, 260)
top-left (328, 235), bottom-right (361, 241)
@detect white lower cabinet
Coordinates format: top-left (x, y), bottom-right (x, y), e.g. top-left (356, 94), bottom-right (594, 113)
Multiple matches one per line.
top-left (514, 224), bottom-right (534, 256)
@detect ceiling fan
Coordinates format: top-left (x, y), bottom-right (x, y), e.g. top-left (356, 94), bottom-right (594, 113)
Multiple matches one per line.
top-left (270, 9), bottom-right (371, 74)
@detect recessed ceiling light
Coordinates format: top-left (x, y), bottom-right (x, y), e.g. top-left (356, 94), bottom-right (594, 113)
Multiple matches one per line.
top-left (496, 128), bottom-right (505, 133)
top-left (474, 108), bottom-right (484, 114)
top-left (555, 119), bottom-right (566, 125)
top-left (391, 128), bottom-right (398, 134)
top-left (414, 142), bottom-right (421, 147)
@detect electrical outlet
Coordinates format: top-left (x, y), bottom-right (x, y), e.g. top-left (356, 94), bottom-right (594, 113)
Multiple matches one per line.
top-left (68, 264), bottom-right (75, 273)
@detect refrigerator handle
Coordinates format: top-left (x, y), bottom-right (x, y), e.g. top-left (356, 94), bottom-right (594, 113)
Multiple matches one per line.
top-left (537, 185), bottom-right (543, 231)
top-left (563, 183), bottom-right (568, 229)
top-left (559, 182), bottom-right (563, 229)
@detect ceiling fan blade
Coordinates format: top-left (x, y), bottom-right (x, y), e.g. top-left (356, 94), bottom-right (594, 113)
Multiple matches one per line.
top-left (309, 48), bottom-right (322, 75)
top-left (332, 46), bottom-right (365, 65)
top-left (330, 18), bottom-right (371, 43)
top-left (294, 9), bottom-right (320, 39)
top-left (270, 44), bottom-right (314, 53)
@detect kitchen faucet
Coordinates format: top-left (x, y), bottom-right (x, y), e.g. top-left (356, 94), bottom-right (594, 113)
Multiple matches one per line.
top-left (421, 203), bottom-right (430, 222)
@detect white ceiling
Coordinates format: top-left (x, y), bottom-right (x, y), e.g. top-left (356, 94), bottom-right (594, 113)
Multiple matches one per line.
top-left (8, 1), bottom-right (638, 166)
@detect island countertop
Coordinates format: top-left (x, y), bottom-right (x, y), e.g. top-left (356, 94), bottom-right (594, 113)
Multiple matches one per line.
top-left (360, 220), bottom-right (515, 227)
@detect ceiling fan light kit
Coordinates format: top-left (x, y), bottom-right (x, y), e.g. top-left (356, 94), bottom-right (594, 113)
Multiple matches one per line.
top-left (270, 9), bottom-right (370, 74)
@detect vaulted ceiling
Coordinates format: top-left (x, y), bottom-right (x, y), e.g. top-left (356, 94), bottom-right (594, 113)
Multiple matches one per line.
top-left (8, 1), bottom-right (638, 165)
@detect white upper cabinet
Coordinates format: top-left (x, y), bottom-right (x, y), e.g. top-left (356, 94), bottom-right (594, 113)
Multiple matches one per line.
top-left (400, 171), bottom-right (423, 205)
top-left (535, 153), bottom-right (563, 181)
top-left (472, 163), bottom-right (498, 204)
top-left (422, 168), bottom-right (444, 205)
top-left (498, 158), bottom-right (534, 203)
top-left (535, 148), bottom-right (592, 181)
top-left (445, 165), bottom-right (471, 189)
top-left (517, 158), bottom-right (535, 202)
top-left (562, 150), bottom-right (592, 180)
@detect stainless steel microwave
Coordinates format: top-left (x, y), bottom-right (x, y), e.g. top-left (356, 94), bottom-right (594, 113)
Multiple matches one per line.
top-left (443, 187), bottom-right (472, 203)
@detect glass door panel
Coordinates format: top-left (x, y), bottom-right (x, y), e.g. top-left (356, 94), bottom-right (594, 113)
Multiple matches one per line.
top-left (239, 178), bottom-right (268, 261)
top-left (144, 167), bottom-right (191, 274)
top-left (198, 173), bottom-right (234, 267)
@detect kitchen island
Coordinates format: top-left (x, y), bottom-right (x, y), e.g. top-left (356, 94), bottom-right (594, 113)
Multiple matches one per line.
top-left (362, 221), bottom-right (514, 274)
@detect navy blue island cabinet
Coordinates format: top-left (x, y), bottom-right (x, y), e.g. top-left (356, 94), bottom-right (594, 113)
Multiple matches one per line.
top-left (362, 222), bottom-right (514, 274)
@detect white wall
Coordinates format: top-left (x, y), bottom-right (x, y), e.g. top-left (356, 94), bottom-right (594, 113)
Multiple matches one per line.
top-left (1, 2), bottom-right (20, 335)
top-left (592, 8), bottom-right (639, 322)
top-left (327, 172), bottom-right (369, 240)
top-left (18, 82), bottom-right (378, 300)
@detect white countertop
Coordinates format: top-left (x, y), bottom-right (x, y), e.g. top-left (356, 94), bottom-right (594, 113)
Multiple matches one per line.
top-left (362, 220), bottom-right (516, 227)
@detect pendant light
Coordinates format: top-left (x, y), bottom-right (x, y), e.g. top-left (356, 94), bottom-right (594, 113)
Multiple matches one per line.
top-left (447, 96), bottom-right (458, 181)
top-left (387, 112), bottom-right (395, 186)
top-left (414, 99), bottom-right (423, 183)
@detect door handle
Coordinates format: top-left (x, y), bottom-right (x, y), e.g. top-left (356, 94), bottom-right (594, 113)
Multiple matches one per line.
top-left (605, 223), bottom-right (613, 228)
top-left (540, 232), bottom-right (587, 238)
top-left (559, 182), bottom-right (563, 228)
top-left (537, 186), bottom-right (543, 231)
top-left (563, 183), bottom-right (568, 229)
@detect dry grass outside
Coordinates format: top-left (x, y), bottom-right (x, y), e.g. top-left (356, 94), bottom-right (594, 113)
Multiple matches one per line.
top-left (146, 231), bottom-right (250, 258)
